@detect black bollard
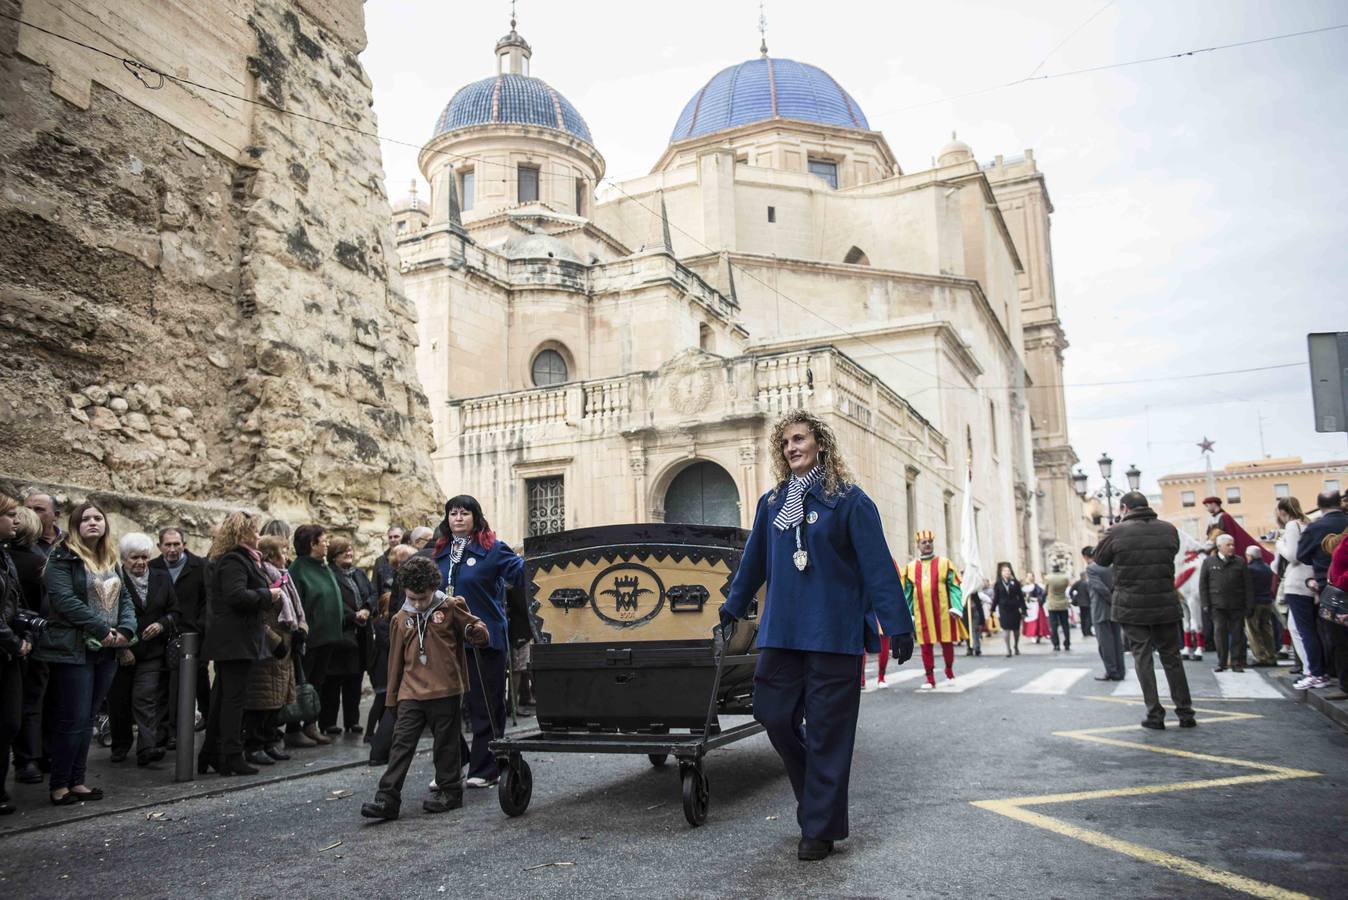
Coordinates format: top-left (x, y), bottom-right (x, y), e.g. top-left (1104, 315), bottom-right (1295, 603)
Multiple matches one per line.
top-left (174, 632), bottom-right (200, 782)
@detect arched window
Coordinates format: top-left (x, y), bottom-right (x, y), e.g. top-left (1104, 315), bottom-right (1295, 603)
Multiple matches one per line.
top-left (843, 246), bottom-right (870, 266)
top-left (664, 461), bottom-right (740, 526)
top-left (531, 349), bottom-right (569, 387)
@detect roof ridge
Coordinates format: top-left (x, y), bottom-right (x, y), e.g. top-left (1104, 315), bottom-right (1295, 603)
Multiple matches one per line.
top-left (765, 56), bottom-right (777, 118)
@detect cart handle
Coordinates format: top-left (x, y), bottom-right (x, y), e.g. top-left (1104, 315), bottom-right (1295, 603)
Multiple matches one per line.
top-left (698, 624), bottom-right (732, 749)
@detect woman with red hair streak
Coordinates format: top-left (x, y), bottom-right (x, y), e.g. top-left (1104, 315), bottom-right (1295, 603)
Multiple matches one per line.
top-left (430, 495), bottom-right (523, 789)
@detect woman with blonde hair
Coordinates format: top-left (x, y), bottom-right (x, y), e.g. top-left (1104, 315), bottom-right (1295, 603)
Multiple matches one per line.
top-left (199, 512), bottom-right (283, 776)
top-left (720, 410), bottom-right (914, 861)
top-left (33, 500), bottom-right (137, 804)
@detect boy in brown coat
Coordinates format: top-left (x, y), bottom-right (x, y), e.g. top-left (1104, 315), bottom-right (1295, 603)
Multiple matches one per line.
top-left (361, 555), bottom-right (488, 820)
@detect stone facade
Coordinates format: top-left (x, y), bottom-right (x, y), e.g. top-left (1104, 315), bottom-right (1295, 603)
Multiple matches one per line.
top-left (0, 0), bottom-right (438, 556)
top-left (395, 29), bottom-right (1086, 571)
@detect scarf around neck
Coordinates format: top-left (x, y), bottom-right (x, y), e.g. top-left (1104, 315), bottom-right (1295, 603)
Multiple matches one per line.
top-left (774, 465), bottom-right (824, 531)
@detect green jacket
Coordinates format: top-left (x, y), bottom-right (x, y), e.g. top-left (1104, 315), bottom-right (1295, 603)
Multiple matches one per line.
top-left (34, 544), bottom-right (137, 664)
top-left (1043, 572), bottom-right (1072, 612)
top-left (289, 555), bottom-right (343, 648)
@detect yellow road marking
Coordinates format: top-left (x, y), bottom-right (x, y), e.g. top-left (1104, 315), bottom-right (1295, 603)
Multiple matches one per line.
top-left (972, 697), bottom-right (1324, 899)
top-left (972, 800), bottom-right (1316, 900)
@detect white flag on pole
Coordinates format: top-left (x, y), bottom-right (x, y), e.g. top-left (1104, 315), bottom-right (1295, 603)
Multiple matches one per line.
top-left (959, 468), bottom-right (985, 598)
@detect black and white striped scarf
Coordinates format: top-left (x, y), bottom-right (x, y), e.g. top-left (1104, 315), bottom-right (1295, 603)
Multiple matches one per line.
top-left (773, 465), bottom-right (823, 531)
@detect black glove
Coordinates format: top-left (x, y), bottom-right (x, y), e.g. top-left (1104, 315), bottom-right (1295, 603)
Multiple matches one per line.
top-left (891, 633), bottom-right (914, 665)
top-left (717, 604), bottom-right (738, 632)
top-left (292, 630), bottom-right (307, 658)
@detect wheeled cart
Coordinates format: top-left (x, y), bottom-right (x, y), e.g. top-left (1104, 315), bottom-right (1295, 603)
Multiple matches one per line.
top-left (489, 626), bottom-right (762, 826)
top-left (489, 523), bottom-right (765, 827)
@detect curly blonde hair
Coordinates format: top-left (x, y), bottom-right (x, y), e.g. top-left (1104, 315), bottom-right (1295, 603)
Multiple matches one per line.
top-left (768, 410), bottom-right (854, 500)
top-left (208, 511), bottom-right (259, 560)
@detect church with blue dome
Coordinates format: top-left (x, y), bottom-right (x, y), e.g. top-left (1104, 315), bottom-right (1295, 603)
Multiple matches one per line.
top-left (392, 20), bottom-right (1087, 570)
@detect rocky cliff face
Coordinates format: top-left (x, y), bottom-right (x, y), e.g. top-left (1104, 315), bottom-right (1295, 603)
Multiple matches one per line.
top-left (0, 0), bottom-right (439, 552)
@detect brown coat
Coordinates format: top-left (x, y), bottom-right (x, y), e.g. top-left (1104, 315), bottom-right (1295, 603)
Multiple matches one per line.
top-left (386, 593), bottom-right (486, 707)
top-left (244, 601), bottom-right (296, 712)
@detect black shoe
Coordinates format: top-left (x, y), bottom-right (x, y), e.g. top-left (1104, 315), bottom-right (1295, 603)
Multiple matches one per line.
top-left (198, 752), bottom-right (221, 775)
top-left (50, 791), bottom-right (82, 806)
top-left (361, 799), bottom-right (399, 821)
top-left (1232, 667), bottom-right (1245, 673)
top-left (1178, 718), bottom-right (1198, 728)
top-left (219, 754), bottom-right (259, 776)
top-left (346, 725), bottom-right (363, 735)
top-left (975, 649), bottom-right (982, 656)
top-left (1213, 665), bottom-right (1228, 673)
top-left (264, 746), bottom-right (291, 762)
top-left (110, 748), bottom-right (129, 763)
top-left (423, 791), bottom-right (463, 814)
top-left (245, 750), bottom-right (275, 766)
top-left (367, 757), bottom-right (388, 767)
top-left (15, 763), bottom-right (43, 784)
top-left (1140, 719), bottom-right (1165, 730)
top-left (0, 800), bottom-right (15, 815)
top-left (798, 838), bottom-right (834, 861)
top-left (1111, 676), bottom-right (1126, 681)
top-left (322, 726), bottom-right (343, 736)
top-left (1093, 675), bottom-right (1114, 681)
top-left (136, 749), bottom-right (162, 767)
top-left (69, 787), bottom-right (103, 801)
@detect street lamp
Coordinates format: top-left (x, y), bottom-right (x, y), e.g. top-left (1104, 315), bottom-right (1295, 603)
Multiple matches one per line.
top-left (1074, 454), bottom-right (1139, 528)
top-left (1125, 464), bottom-right (1141, 492)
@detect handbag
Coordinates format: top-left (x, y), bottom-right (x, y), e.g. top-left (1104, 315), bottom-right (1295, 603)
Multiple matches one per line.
top-left (278, 651), bottom-right (321, 725)
top-left (1319, 584), bottom-right (1348, 626)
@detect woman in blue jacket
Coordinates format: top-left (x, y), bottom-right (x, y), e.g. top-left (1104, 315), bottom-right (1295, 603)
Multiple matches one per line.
top-left (432, 495), bottom-right (523, 788)
top-left (722, 410), bottom-right (914, 861)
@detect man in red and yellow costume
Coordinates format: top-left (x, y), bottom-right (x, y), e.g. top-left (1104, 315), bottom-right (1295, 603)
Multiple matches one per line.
top-left (900, 530), bottom-right (964, 690)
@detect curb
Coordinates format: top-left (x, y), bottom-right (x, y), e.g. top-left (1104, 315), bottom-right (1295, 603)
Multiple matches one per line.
top-left (0, 719), bottom-right (538, 840)
top-left (1276, 673), bottom-right (1348, 732)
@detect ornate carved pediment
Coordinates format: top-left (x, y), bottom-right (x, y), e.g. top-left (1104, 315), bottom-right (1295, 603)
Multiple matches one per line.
top-left (655, 349), bottom-right (724, 419)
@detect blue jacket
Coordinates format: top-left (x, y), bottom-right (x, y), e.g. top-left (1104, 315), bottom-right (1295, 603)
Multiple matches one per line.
top-left (724, 480), bottom-right (913, 655)
top-left (433, 538), bottom-right (524, 652)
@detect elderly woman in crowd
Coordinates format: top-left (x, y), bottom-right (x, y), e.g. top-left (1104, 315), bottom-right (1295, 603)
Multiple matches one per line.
top-left (107, 532), bottom-right (179, 766)
top-left (322, 537), bottom-right (372, 736)
top-left (367, 542), bottom-right (416, 765)
top-left (0, 494), bottom-right (34, 814)
top-left (287, 524), bottom-right (341, 747)
top-left (199, 512), bottom-right (283, 776)
top-left (241, 534), bottom-right (305, 766)
top-left (34, 500), bottom-right (137, 805)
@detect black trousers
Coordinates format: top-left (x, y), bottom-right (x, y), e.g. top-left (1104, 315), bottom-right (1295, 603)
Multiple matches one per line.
top-left (465, 646), bottom-right (506, 781)
top-left (376, 697), bottom-right (463, 807)
top-left (1211, 609), bottom-right (1248, 667)
top-left (319, 672), bottom-right (363, 730)
top-left (1048, 610), bottom-right (1072, 650)
top-left (1078, 601), bottom-right (1093, 636)
top-left (1121, 622), bottom-right (1194, 724)
top-left (13, 656), bottom-right (48, 767)
top-left (368, 702), bottom-right (396, 764)
top-left (242, 708), bottom-right (278, 753)
top-left (0, 656), bottom-right (22, 790)
top-left (1322, 618), bottom-right (1348, 691)
top-left (108, 657), bottom-right (168, 755)
top-left (752, 647), bottom-right (861, 841)
top-left (201, 659), bottom-right (252, 759)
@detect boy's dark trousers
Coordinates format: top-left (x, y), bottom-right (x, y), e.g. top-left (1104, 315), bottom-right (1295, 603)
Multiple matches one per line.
top-left (376, 697), bottom-right (464, 809)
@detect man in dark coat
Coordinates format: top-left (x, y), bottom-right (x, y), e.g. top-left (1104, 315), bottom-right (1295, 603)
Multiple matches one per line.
top-left (150, 527), bottom-right (211, 726)
top-left (1094, 492), bottom-right (1194, 729)
top-left (1199, 534), bottom-right (1253, 672)
top-left (1083, 546), bottom-right (1124, 681)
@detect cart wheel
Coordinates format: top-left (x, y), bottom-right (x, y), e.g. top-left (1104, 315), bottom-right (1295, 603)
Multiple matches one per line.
top-left (498, 758), bottom-right (533, 817)
top-left (681, 765), bottom-right (709, 827)
top-left (648, 753), bottom-right (669, 767)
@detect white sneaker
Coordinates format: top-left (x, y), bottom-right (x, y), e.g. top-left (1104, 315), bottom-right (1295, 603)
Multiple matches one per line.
top-left (466, 776), bottom-right (497, 788)
top-left (1311, 676), bottom-right (1334, 690)
top-left (1293, 675), bottom-right (1317, 690)
top-left (876, 679), bottom-right (889, 690)
top-left (918, 682), bottom-right (935, 691)
top-left (1192, 651), bottom-right (1203, 661)
top-left (1182, 649), bottom-right (1192, 660)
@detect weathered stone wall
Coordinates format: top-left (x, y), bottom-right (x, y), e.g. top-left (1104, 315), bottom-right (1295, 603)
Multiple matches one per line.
top-left (0, 0), bottom-right (440, 555)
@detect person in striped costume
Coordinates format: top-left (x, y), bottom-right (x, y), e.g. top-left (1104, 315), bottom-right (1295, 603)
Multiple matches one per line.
top-left (901, 531), bottom-right (964, 689)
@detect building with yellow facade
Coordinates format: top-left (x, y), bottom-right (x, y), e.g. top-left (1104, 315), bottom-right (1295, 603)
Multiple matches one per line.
top-left (1158, 457), bottom-right (1348, 541)
top-left (392, 22), bottom-right (1089, 571)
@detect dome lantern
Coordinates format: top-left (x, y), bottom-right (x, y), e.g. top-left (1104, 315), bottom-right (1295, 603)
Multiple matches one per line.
top-left (495, 11), bottom-right (532, 76)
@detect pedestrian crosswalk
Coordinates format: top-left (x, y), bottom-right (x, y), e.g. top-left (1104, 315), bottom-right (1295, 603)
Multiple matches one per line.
top-left (860, 660), bottom-right (1290, 700)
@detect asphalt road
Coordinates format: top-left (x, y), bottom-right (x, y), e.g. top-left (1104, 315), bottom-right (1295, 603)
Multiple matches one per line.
top-left (2, 636), bottom-right (1344, 899)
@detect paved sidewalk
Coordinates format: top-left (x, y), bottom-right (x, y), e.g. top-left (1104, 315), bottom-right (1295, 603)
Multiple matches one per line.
top-left (0, 694), bottom-right (537, 837)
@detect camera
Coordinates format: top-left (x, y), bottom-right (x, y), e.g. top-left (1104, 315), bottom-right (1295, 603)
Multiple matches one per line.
top-left (14, 608), bottom-right (48, 639)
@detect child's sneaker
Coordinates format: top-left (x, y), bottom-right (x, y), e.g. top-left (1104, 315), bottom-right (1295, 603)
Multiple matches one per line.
top-left (466, 776), bottom-right (498, 788)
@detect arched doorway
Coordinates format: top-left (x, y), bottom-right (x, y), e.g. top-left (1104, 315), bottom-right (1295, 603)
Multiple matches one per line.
top-left (664, 461), bottom-right (740, 526)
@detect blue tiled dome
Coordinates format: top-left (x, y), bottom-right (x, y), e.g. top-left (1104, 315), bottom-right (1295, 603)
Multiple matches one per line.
top-left (433, 74), bottom-right (593, 144)
top-left (670, 58), bottom-right (869, 143)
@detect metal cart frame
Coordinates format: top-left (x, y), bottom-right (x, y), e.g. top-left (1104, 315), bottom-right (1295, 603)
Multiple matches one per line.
top-left (489, 624), bottom-right (761, 826)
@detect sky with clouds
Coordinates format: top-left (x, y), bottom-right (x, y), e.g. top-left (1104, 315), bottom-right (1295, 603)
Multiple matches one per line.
top-left (362, 0), bottom-right (1347, 495)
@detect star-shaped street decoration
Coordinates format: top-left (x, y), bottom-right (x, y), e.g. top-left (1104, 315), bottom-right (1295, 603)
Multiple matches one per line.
top-left (1198, 436), bottom-right (1215, 454)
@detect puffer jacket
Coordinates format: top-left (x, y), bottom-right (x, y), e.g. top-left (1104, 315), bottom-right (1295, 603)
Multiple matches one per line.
top-left (1093, 506), bottom-right (1182, 625)
top-left (243, 597), bottom-right (295, 712)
